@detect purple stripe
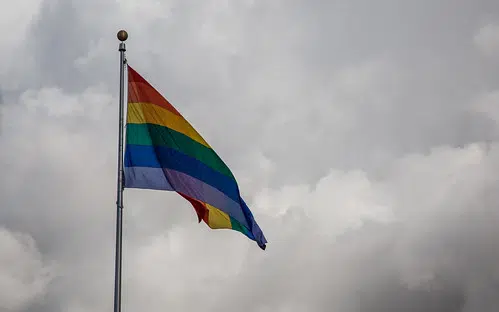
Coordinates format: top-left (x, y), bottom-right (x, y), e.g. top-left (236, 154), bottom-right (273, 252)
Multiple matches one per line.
top-left (124, 166), bottom-right (174, 191)
top-left (124, 166), bottom-right (248, 228)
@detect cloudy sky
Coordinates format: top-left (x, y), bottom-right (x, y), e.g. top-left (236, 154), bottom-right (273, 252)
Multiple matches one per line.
top-left (1, 0), bottom-right (499, 311)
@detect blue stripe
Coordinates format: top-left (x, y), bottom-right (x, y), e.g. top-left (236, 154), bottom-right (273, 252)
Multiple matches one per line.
top-left (124, 144), bottom-right (240, 204)
top-left (240, 197), bottom-right (267, 247)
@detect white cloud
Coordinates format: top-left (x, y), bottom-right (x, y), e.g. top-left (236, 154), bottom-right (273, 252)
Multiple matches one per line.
top-left (255, 169), bottom-right (394, 237)
top-left (0, 228), bottom-right (52, 311)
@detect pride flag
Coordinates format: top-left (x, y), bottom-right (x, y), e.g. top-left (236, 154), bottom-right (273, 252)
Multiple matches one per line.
top-left (123, 65), bottom-right (267, 249)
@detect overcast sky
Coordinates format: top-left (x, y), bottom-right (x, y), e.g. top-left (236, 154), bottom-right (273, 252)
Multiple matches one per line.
top-left (1, 0), bottom-right (499, 311)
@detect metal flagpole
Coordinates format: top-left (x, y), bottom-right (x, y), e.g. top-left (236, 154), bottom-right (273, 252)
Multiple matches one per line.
top-left (114, 29), bottom-right (128, 312)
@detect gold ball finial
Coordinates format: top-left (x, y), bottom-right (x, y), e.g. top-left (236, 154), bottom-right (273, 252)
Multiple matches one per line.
top-left (117, 30), bottom-right (128, 42)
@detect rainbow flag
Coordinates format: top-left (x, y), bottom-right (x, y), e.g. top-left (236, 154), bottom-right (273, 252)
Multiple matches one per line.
top-left (123, 65), bottom-right (267, 249)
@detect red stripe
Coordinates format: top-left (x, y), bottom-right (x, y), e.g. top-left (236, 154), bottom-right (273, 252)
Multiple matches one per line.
top-left (178, 192), bottom-right (208, 224)
top-left (127, 65), bottom-right (182, 116)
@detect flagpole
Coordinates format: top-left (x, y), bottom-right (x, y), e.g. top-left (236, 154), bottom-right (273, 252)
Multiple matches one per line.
top-left (114, 29), bottom-right (128, 312)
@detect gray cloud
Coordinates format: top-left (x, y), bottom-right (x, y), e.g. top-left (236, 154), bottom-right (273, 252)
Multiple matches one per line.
top-left (475, 22), bottom-right (499, 57)
top-left (1, 0), bottom-right (499, 311)
top-left (0, 88), bottom-right (3, 135)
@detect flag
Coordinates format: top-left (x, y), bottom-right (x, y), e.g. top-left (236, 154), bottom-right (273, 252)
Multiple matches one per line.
top-left (123, 65), bottom-right (267, 249)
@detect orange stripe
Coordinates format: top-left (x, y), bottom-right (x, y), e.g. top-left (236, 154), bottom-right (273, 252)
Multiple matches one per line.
top-left (127, 65), bottom-right (181, 116)
top-left (126, 102), bottom-right (211, 148)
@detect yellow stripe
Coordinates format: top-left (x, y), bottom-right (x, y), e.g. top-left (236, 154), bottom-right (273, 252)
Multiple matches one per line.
top-left (127, 102), bottom-right (210, 148)
top-left (205, 204), bottom-right (232, 229)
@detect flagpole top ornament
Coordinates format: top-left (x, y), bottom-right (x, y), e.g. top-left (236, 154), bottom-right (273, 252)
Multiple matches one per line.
top-left (117, 30), bottom-right (128, 42)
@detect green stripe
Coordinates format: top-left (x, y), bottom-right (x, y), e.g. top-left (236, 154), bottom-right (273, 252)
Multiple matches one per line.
top-left (230, 216), bottom-right (252, 237)
top-left (126, 123), bottom-right (235, 180)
